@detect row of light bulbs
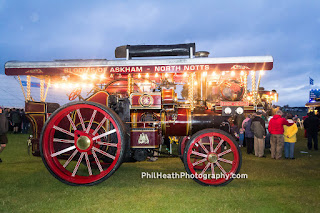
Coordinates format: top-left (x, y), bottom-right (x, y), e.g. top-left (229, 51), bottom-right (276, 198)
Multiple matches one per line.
top-left (77, 70), bottom-right (265, 80)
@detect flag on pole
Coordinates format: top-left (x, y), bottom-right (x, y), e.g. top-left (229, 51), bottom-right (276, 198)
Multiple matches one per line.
top-left (310, 77), bottom-right (314, 85)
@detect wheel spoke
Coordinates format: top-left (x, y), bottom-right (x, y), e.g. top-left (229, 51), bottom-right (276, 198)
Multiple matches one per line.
top-left (209, 136), bottom-right (214, 152)
top-left (92, 147), bottom-right (115, 160)
top-left (214, 139), bottom-right (224, 153)
top-left (92, 129), bottom-right (117, 141)
top-left (218, 149), bottom-right (232, 157)
top-left (51, 145), bottom-right (76, 157)
top-left (192, 157), bottom-right (207, 166)
top-left (211, 162), bottom-right (215, 176)
top-left (53, 138), bottom-right (74, 144)
top-left (198, 139), bottom-right (208, 154)
top-left (191, 151), bottom-right (207, 158)
top-left (218, 158), bottom-right (233, 164)
top-left (72, 152), bottom-right (85, 177)
top-left (76, 109), bottom-right (86, 132)
top-left (53, 125), bottom-right (75, 137)
top-left (96, 141), bottom-right (118, 147)
top-left (215, 161), bottom-right (227, 175)
top-left (200, 162), bottom-right (211, 176)
top-left (92, 150), bottom-right (103, 172)
top-left (86, 110), bottom-right (97, 134)
top-left (63, 150), bottom-right (78, 168)
top-left (92, 117), bottom-right (107, 135)
top-left (66, 114), bottom-right (77, 131)
top-left (84, 153), bottom-right (92, 176)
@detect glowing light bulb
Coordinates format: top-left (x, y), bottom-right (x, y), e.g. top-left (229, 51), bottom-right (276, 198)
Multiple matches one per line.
top-left (81, 74), bottom-right (87, 80)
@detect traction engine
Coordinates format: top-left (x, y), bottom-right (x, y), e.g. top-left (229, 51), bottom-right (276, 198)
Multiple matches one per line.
top-left (5, 43), bottom-right (273, 186)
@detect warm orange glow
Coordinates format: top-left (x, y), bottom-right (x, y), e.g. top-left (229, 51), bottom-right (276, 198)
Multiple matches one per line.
top-left (231, 71), bottom-right (235, 76)
top-left (240, 71), bottom-right (244, 76)
top-left (165, 73), bottom-right (169, 78)
top-left (155, 73), bottom-right (159, 77)
top-left (138, 73), bottom-right (141, 78)
top-left (202, 72), bottom-right (207, 77)
top-left (194, 81), bottom-right (198, 86)
top-left (91, 74), bottom-right (96, 79)
top-left (212, 72), bottom-right (216, 76)
top-left (183, 72), bottom-right (187, 77)
top-left (146, 73), bottom-right (149, 78)
top-left (81, 74), bottom-right (87, 80)
top-left (100, 74), bottom-right (106, 79)
top-left (222, 71), bottom-right (226, 75)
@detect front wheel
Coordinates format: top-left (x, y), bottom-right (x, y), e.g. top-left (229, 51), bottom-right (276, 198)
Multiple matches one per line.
top-left (183, 128), bottom-right (241, 186)
top-left (40, 101), bottom-right (126, 186)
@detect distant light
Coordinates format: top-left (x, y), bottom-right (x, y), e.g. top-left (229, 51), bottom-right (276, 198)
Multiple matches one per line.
top-left (260, 71), bottom-right (265, 75)
top-left (194, 81), bottom-right (198, 86)
top-left (212, 72), bottom-right (216, 76)
top-left (251, 71), bottom-right (255, 75)
top-left (231, 71), bottom-right (235, 76)
top-left (240, 71), bottom-right (244, 76)
top-left (138, 73), bottom-right (141, 78)
top-left (165, 73), bottom-right (169, 78)
top-left (100, 74), bottom-right (105, 79)
top-left (91, 74), bottom-right (96, 79)
top-left (222, 71), bottom-right (225, 75)
top-left (61, 83), bottom-right (66, 88)
top-left (209, 82), bottom-right (212, 86)
top-left (54, 83), bottom-right (60, 88)
top-left (155, 73), bottom-right (159, 78)
top-left (202, 72), bottom-right (207, 77)
top-left (146, 73), bottom-right (149, 78)
top-left (183, 72), bottom-right (188, 77)
top-left (81, 74), bottom-right (87, 80)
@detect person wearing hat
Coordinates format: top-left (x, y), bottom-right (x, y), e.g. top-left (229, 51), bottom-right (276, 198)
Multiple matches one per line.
top-left (0, 107), bottom-right (9, 162)
top-left (250, 111), bottom-right (266, 157)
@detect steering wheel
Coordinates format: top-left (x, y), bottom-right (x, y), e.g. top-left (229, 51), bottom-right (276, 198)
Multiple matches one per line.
top-left (69, 88), bottom-right (82, 101)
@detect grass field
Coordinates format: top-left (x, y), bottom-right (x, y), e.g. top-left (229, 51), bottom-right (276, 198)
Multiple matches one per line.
top-left (0, 130), bottom-right (319, 213)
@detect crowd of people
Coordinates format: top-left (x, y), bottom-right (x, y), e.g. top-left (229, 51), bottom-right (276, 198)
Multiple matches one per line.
top-left (233, 110), bottom-right (319, 160)
top-left (0, 107), bottom-right (30, 163)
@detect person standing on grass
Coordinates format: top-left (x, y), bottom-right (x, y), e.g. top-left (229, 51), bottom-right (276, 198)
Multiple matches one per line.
top-left (251, 111), bottom-right (266, 158)
top-left (243, 115), bottom-right (254, 154)
top-left (0, 107), bottom-right (9, 163)
top-left (268, 110), bottom-right (292, 160)
top-left (283, 114), bottom-right (298, 159)
top-left (304, 111), bottom-right (319, 150)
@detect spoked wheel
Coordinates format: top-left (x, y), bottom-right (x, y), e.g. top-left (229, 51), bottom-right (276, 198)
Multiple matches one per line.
top-left (178, 136), bottom-right (189, 162)
top-left (183, 128), bottom-right (241, 186)
top-left (40, 101), bottom-right (126, 186)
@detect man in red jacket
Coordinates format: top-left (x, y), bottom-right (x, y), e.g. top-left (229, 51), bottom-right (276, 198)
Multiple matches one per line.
top-left (268, 110), bottom-right (292, 159)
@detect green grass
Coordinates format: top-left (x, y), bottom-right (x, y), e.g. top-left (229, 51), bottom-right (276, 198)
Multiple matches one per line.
top-left (0, 130), bottom-right (319, 213)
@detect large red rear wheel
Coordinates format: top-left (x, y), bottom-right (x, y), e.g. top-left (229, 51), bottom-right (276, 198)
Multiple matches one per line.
top-left (183, 128), bottom-right (241, 186)
top-left (40, 101), bottom-right (126, 185)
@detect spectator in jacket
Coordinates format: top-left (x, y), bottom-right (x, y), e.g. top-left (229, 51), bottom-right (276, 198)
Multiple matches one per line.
top-left (10, 108), bottom-right (21, 134)
top-left (283, 114), bottom-right (298, 159)
top-left (243, 115), bottom-right (254, 154)
top-left (0, 107), bottom-right (9, 163)
top-left (304, 111), bottom-right (319, 150)
top-left (268, 110), bottom-right (292, 159)
top-left (251, 111), bottom-right (266, 157)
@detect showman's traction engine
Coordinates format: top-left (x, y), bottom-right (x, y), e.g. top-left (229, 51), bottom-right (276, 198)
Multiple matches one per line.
top-left (5, 43), bottom-right (273, 186)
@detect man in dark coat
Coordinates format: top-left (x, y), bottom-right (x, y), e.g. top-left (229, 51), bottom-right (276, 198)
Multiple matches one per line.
top-left (304, 111), bottom-right (319, 150)
top-left (251, 111), bottom-right (266, 157)
top-left (0, 107), bottom-right (9, 162)
top-left (243, 115), bottom-right (254, 154)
